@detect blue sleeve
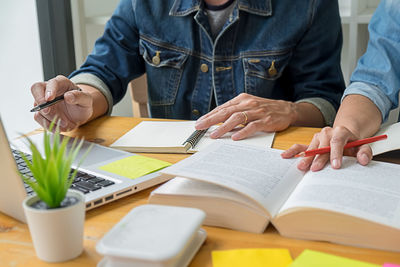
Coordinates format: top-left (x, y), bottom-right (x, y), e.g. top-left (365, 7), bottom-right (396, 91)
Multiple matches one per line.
top-left (69, 0), bottom-right (145, 105)
top-left (347, 0), bottom-right (400, 121)
top-left (287, 0), bottom-right (345, 111)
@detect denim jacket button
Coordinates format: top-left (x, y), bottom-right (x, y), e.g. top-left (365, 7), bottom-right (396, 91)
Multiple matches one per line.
top-left (200, 64), bottom-right (209, 73)
top-left (268, 60), bottom-right (277, 76)
top-left (192, 109), bottom-right (200, 116)
top-left (152, 56), bottom-right (160, 65)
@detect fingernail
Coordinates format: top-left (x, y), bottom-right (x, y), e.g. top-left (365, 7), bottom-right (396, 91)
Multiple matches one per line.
top-left (45, 91), bottom-right (52, 100)
top-left (210, 131), bottom-right (219, 139)
top-left (359, 153), bottom-right (369, 165)
top-left (297, 160), bottom-right (304, 167)
top-left (332, 159), bottom-right (340, 169)
top-left (68, 94), bottom-right (75, 103)
top-left (297, 160), bottom-right (307, 171)
top-left (311, 161), bottom-right (322, 171)
top-left (231, 132), bottom-right (241, 140)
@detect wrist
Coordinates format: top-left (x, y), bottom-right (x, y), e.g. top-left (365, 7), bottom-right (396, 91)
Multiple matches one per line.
top-left (334, 95), bottom-right (382, 139)
top-left (76, 84), bottom-right (108, 124)
top-left (289, 102), bottom-right (325, 127)
top-left (289, 102), bottom-right (299, 126)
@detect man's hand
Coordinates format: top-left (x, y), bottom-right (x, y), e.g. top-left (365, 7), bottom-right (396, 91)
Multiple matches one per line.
top-left (31, 75), bottom-right (94, 131)
top-left (195, 93), bottom-right (298, 140)
top-left (281, 126), bottom-right (373, 171)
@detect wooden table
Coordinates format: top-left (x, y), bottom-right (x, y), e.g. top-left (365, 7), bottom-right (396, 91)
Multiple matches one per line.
top-left (1, 116), bottom-right (399, 266)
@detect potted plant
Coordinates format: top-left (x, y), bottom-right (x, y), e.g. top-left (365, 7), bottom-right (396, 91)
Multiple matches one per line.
top-left (19, 119), bottom-right (88, 262)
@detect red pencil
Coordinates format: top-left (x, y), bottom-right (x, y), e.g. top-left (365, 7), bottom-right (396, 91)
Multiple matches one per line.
top-left (294, 134), bottom-right (388, 158)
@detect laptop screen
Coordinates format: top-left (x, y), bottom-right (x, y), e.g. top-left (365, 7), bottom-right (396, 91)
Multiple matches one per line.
top-left (0, 117), bottom-right (29, 222)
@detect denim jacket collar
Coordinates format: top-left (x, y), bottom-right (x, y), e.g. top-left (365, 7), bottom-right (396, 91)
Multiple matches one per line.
top-left (169, 0), bottom-right (272, 16)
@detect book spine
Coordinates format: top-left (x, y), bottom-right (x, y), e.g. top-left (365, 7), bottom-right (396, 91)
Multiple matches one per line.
top-left (183, 129), bottom-right (208, 149)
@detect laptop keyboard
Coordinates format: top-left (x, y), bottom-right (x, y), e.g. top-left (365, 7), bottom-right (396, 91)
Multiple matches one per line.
top-left (12, 149), bottom-right (115, 195)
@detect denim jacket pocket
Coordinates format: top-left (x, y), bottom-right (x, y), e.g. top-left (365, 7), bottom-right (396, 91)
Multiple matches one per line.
top-left (139, 39), bottom-right (188, 106)
top-left (243, 52), bottom-right (291, 95)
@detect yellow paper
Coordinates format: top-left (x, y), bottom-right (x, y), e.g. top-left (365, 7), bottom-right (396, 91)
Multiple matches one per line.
top-left (99, 155), bottom-right (171, 179)
top-left (212, 248), bottom-right (292, 267)
top-left (290, 250), bottom-right (380, 267)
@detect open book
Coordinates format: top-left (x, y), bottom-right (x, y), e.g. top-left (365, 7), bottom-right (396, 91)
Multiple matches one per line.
top-left (148, 142), bottom-right (400, 252)
top-left (110, 121), bottom-right (275, 153)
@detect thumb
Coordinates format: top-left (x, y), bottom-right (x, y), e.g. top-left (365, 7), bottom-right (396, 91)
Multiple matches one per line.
top-left (45, 75), bottom-right (75, 101)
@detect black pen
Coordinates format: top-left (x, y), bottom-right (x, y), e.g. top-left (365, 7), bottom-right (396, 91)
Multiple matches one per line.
top-left (30, 88), bottom-right (82, 112)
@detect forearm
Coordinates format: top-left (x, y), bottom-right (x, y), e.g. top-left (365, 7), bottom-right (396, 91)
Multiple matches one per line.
top-left (333, 94), bottom-right (382, 138)
top-left (77, 84), bottom-right (109, 123)
top-left (291, 102), bottom-right (325, 127)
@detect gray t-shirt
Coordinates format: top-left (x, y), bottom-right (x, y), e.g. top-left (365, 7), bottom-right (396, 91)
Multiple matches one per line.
top-left (205, 0), bottom-right (236, 40)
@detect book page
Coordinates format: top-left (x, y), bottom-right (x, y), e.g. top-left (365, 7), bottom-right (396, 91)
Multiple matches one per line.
top-left (191, 125), bottom-right (275, 152)
top-left (110, 121), bottom-right (196, 149)
top-left (161, 141), bottom-right (304, 217)
top-left (370, 122), bottom-right (400, 155)
top-left (279, 157), bottom-right (400, 228)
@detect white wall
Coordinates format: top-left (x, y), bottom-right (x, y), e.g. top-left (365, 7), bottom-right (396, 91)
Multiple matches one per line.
top-left (0, 1), bottom-right (44, 139)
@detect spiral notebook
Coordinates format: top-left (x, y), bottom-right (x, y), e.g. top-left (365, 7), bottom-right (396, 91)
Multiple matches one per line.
top-left (110, 121), bottom-right (275, 154)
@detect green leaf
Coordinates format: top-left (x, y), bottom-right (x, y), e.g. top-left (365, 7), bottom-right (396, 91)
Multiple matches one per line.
top-left (18, 117), bottom-right (90, 208)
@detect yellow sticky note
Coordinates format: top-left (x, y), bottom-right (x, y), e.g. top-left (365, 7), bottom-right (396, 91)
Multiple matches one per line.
top-left (290, 250), bottom-right (380, 267)
top-left (99, 155), bottom-right (171, 180)
top-left (212, 248), bottom-right (292, 267)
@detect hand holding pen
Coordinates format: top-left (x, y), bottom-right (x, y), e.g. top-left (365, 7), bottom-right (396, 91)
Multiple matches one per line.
top-left (294, 134), bottom-right (387, 158)
top-left (30, 87), bottom-right (82, 112)
top-left (281, 126), bottom-right (387, 172)
top-left (30, 75), bottom-right (95, 131)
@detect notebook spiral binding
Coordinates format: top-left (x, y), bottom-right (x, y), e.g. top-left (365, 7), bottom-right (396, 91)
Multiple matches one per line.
top-left (183, 129), bottom-right (209, 149)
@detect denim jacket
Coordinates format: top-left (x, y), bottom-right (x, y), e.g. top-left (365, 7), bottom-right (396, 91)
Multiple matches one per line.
top-left (70, 0), bottom-right (345, 123)
top-left (343, 0), bottom-right (400, 122)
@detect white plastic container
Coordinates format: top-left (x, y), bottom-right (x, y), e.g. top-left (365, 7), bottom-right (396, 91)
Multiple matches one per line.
top-left (96, 204), bottom-right (207, 267)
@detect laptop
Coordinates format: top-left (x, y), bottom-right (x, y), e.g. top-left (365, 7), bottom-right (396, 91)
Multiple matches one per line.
top-left (0, 116), bottom-right (170, 223)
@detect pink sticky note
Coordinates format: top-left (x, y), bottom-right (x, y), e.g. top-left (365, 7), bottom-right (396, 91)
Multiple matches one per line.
top-left (383, 264), bottom-right (400, 267)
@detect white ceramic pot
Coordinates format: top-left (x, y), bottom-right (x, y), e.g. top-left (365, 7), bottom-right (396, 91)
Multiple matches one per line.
top-left (22, 189), bottom-right (85, 262)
